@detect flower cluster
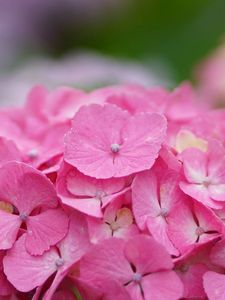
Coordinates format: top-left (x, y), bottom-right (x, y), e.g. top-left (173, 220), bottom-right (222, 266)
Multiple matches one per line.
top-left (0, 83), bottom-right (225, 300)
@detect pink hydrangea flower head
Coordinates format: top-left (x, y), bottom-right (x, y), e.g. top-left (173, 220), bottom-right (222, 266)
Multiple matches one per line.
top-left (79, 235), bottom-right (183, 299)
top-left (0, 161), bottom-right (69, 255)
top-left (65, 104), bottom-right (167, 178)
top-left (180, 139), bottom-right (225, 209)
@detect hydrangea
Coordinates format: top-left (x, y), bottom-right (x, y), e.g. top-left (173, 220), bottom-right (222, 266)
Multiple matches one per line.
top-left (1, 82), bottom-right (225, 299)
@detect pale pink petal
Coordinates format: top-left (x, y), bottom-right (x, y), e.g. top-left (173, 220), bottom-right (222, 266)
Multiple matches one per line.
top-left (181, 148), bottom-right (207, 183)
top-left (177, 263), bottom-right (208, 299)
top-left (167, 201), bottom-right (197, 253)
top-left (203, 271), bottom-right (225, 300)
top-left (0, 211), bottom-right (21, 250)
top-left (124, 235), bottom-right (173, 274)
top-left (0, 137), bottom-right (21, 165)
top-left (207, 140), bottom-right (225, 183)
top-left (159, 171), bottom-right (183, 211)
top-left (79, 238), bottom-right (132, 287)
top-left (142, 271), bottom-right (183, 300)
top-left (208, 184), bottom-right (225, 201)
top-left (66, 167), bottom-right (126, 197)
top-left (132, 171), bottom-right (160, 230)
top-left (0, 162), bottom-right (58, 214)
top-left (88, 217), bottom-right (112, 244)
top-left (3, 235), bottom-right (59, 292)
top-left (146, 217), bottom-right (179, 256)
top-left (179, 182), bottom-right (222, 209)
top-left (58, 211), bottom-right (91, 267)
top-left (25, 208), bottom-right (69, 255)
top-left (61, 196), bottom-right (102, 218)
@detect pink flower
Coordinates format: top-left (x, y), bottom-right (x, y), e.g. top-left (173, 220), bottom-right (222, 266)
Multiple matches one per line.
top-left (167, 198), bottom-right (222, 254)
top-left (132, 168), bottom-right (181, 255)
top-left (180, 140), bottom-right (225, 209)
top-left (3, 211), bottom-right (90, 297)
top-left (25, 86), bottom-right (85, 126)
top-left (0, 162), bottom-right (69, 255)
top-left (0, 137), bottom-right (21, 165)
top-left (79, 235), bottom-right (183, 299)
top-left (57, 162), bottom-right (130, 218)
top-left (65, 104), bottom-right (167, 178)
top-left (87, 196), bottom-right (138, 244)
top-left (203, 239), bottom-right (225, 299)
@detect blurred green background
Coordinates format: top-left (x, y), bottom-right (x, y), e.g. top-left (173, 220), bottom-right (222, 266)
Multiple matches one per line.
top-left (49, 0), bottom-right (225, 84)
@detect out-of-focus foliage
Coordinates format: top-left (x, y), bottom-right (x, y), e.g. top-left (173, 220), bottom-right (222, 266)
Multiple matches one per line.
top-left (54, 0), bottom-right (225, 83)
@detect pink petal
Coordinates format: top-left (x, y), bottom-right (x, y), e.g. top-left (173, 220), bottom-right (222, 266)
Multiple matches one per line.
top-left (65, 104), bottom-right (128, 179)
top-left (0, 211), bottom-right (21, 250)
top-left (61, 196), bottom-right (102, 218)
top-left (0, 251), bottom-right (14, 296)
top-left (177, 263), bottom-right (208, 299)
top-left (58, 211), bottom-right (91, 267)
top-left (208, 184), bottom-right (225, 201)
top-left (203, 271), bottom-right (225, 300)
top-left (132, 171), bottom-right (160, 230)
top-left (3, 235), bottom-right (59, 292)
top-left (126, 283), bottom-right (143, 300)
top-left (118, 113), bottom-right (167, 177)
top-left (194, 202), bottom-right (223, 234)
top-left (142, 271), bottom-right (183, 300)
top-left (124, 235), bottom-right (173, 275)
top-left (208, 140), bottom-right (225, 183)
top-left (43, 271), bottom-right (66, 300)
top-left (79, 238), bottom-right (132, 287)
top-left (167, 201), bottom-right (197, 253)
top-left (210, 239), bottom-right (225, 268)
top-left (66, 167), bottom-right (126, 197)
top-left (88, 218), bottom-right (112, 244)
top-left (25, 208), bottom-right (69, 255)
top-left (0, 162), bottom-right (58, 215)
top-left (0, 137), bottom-right (21, 165)
top-left (65, 104), bottom-right (166, 178)
top-left (179, 181), bottom-right (222, 209)
top-left (181, 148), bottom-right (207, 183)
top-left (146, 217), bottom-right (179, 256)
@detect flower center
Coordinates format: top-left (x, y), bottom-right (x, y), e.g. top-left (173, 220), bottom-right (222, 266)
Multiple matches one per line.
top-left (111, 143), bottom-right (120, 153)
top-left (19, 212), bottom-right (28, 221)
top-left (55, 258), bottom-right (64, 268)
top-left (28, 148), bottom-right (39, 159)
top-left (158, 207), bottom-right (168, 217)
top-left (133, 272), bottom-right (142, 283)
top-left (195, 226), bottom-right (204, 236)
